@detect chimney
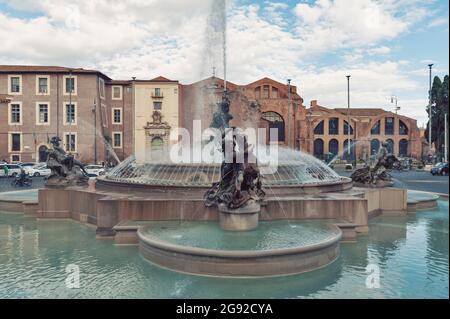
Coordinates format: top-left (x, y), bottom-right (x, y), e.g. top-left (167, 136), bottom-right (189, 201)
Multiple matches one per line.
top-left (310, 100), bottom-right (318, 108)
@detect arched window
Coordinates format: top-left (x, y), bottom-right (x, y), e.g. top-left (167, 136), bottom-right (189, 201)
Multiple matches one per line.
top-left (329, 118), bottom-right (339, 135)
top-left (385, 139), bottom-right (394, 154)
top-left (329, 139), bottom-right (339, 156)
top-left (371, 120), bottom-right (380, 135)
top-left (313, 139), bottom-right (324, 159)
top-left (314, 121), bottom-right (324, 135)
top-left (399, 139), bottom-right (408, 157)
top-left (371, 139), bottom-right (380, 156)
top-left (399, 120), bottom-right (409, 135)
top-left (262, 111), bottom-right (285, 142)
top-left (385, 117), bottom-right (394, 135)
top-left (344, 121), bottom-right (354, 135)
top-left (343, 139), bottom-right (355, 161)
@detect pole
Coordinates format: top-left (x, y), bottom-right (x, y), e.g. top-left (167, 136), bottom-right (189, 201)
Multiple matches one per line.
top-left (93, 98), bottom-right (97, 164)
top-left (445, 113), bottom-right (448, 162)
top-left (428, 64), bottom-right (433, 151)
top-left (346, 75), bottom-right (351, 163)
top-left (287, 79), bottom-right (292, 148)
top-left (69, 70), bottom-right (72, 154)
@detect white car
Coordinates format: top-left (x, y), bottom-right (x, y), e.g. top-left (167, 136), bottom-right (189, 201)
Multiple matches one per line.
top-left (84, 165), bottom-right (106, 177)
top-left (27, 164), bottom-right (51, 177)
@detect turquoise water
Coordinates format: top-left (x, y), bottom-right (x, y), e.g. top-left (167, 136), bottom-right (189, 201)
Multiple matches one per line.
top-left (141, 220), bottom-right (340, 251)
top-left (0, 201), bottom-right (448, 299)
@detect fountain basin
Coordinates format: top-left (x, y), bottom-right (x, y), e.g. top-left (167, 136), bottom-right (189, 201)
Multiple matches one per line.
top-left (138, 220), bottom-right (342, 277)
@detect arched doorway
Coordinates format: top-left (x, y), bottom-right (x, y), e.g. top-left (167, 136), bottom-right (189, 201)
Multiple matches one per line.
top-left (399, 139), bottom-right (408, 157)
top-left (261, 112), bottom-right (285, 143)
top-left (38, 145), bottom-right (48, 162)
top-left (371, 139), bottom-right (380, 156)
top-left (328, 139), bottom-right (339, 157)
top-left (313, 139), bottom-right (324, 159)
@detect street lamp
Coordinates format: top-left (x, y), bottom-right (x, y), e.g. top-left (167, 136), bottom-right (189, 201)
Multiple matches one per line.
top-left (391, 95), bottom-right (400, 114)
top-left (428, 64), bottom-right (434, 151)
top-left (287, 79), bottom-right (292, 148)
top-left (346, 75), bottom-right (351, 163)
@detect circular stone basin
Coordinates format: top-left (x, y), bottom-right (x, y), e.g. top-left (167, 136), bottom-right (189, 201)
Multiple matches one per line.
top-left (138, 220), bottom-right (342, 277)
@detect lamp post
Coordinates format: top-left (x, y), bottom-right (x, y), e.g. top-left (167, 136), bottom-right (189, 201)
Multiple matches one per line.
top-left (92, 98), bottom-right (97, 164)
top-left (428, 64), bottom-right (434, 151)
top-left (287, 79), bottom-right (292, 148)
top-left (391, 95), bottom-right (400, 114)
top-left (346, 75), bottom-right (351, 163)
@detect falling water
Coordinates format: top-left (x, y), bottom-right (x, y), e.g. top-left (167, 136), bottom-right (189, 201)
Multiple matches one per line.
top-left (191, 0), bottom-right (227, 123)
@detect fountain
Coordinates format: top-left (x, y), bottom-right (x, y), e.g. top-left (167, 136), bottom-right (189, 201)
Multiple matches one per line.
top-left (26, 0), bottom-right (418, 277)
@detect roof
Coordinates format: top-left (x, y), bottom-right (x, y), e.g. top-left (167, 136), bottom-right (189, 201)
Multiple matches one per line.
top-left (334, 108), bottom-right (390, 116)
top-left (132, 76), bottom-right (179, 83)
top-left (0, 65), bottom-right (111, 80)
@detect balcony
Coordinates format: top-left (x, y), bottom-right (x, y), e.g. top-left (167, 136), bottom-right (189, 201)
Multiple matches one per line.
top-left (151, 91), bottom-right (164, 99)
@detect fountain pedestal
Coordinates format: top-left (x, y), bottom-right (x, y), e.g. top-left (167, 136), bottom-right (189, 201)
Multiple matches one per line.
top-left (218, 201), bottom-right (260, 231)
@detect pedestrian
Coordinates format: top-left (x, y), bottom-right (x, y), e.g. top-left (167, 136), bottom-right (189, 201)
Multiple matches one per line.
top-left (3, 164), bottom-right (9, 178)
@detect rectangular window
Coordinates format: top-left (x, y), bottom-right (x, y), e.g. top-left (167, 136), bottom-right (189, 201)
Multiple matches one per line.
top-left (64, 75), bottom-right (77, 95)
top-left (154, 88), bottom-right (161, 97)
top-left (113, 132), bottom-right (122, 148)
top-left (65, 103), bottom-right (76, 125)
top-left (9, 103), bottom-right (21, 125)
top-left (262, 85), bottom-right (270, 99)
top-left (37, 103), bottom-right (50, 124)
top-left (329, 118), bottom-right (339, 135)
top-left (385, 117), bottom-right (394, 135)
top-left (99, 78), bottom-right (105, 99)
top-left (272, 87), bottom-right (279, 99)
top-left (112, 86), bottom-right (122, 100)
top-left (11, 77), bottom-right (20, 93)
top-left (37, 76), bottom-right (49, 94)
top-left (10, 133), bottom-right (21, 152)
top-left (255, 87), bottom-right (261, 99)
top-left (153, 102), bottom-right (162, 110)
top-left (112, 108), bottom-right (122, 124)
top-left (64, 133), bottom-right (77, 152)
top-left (11, 154), bottom-right (21, 163)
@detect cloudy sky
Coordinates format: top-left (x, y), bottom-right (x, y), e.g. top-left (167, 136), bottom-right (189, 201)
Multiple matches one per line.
top-left (0, 0), bottom-right (448, 126)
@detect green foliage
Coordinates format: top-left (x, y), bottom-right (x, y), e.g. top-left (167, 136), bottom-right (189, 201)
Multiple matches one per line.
top-left (425, 75), bottom-right (449, 159)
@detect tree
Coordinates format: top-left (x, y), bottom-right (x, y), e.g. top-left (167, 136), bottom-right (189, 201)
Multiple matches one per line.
top-left (425, 75), bottom-right (449, 159)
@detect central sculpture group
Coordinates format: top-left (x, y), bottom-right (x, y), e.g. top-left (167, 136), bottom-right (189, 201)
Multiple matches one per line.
top-left (204, 92), bottom-right (265, 211)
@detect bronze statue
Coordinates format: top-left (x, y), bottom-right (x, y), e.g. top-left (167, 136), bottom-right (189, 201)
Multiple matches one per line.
top-left (46, 136), bottom-right (89, 187)
top-left (351, 141), bottom-right (400, 186)
top-left (204, 128), bottom-right (265, 209)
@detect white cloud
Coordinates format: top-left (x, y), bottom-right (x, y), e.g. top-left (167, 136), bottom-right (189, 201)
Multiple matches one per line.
top-left (428, 16), bottom-right (449, 28)
top-left (0, 0), bottom-right (441, 127)
top-left (367, 46), bottom-right (391, 55)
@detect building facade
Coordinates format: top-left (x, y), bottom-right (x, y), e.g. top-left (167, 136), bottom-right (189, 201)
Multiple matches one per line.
top-left (180, 77), bottom-right (305, 149)
top-left (132, 77), bottom-right (181, 163)
top-left (0, 65), bottom-right (424, 164)
top-left (306, 100), bottom-right (422, 161)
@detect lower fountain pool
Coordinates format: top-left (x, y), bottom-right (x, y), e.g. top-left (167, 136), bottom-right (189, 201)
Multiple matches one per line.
top-left (0, 200), bottom-right (448, 298)
top-left (140, 220), bottom-right (340, 251)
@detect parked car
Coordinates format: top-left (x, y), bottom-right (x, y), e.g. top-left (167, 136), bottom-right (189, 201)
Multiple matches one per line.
top-left (430, 162), bottom-right (449, 175)
top-left (20, 162), bottom-right (39, 174)
top-left (84, 165), bottom-right (106, 177)
top-left (0, 164), bottom-right (22, 177)
top-left (27, 164), bottom-right (52, 177)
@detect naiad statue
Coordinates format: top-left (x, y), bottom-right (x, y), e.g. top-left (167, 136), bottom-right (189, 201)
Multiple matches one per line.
top-left (46, 136), bottom-right (89, 187)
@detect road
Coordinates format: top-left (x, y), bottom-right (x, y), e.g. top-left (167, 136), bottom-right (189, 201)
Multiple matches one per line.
top-left (335, 168), bottom-right (449, 195)
top-left (0, 170), bottom-right (448, 195)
